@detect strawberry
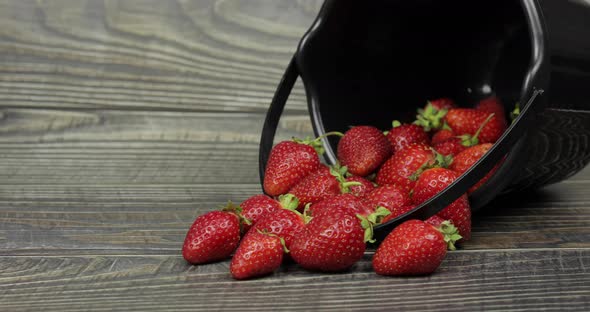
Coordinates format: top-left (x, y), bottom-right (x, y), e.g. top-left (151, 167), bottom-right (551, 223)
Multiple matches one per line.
top-left (412, 168), bottom-right (472, 240)
top-left (385, 121), bottom-right (430, 153)
top-left (290, 208), bottom-right (389, 272)
top-left (289, 165), bottom-right (360, 210)
top-left (444, 109), bottom-right (506, 144)
top-left (337, 126), bottom-right (392, 177)
top-left (249, 199), bottom-right (307, 249)
top-left (182, 203), bottom-right (244, 264)
top-left (425, 215), bottom-right (446, 228)
top-left (429, 98), bottom-right (456, 111)
top-left (309, 193), bottom-right (374, 219)
top-left (263, 135), bottom-right (329, 196)
top-left (230, 230), bottom-right (287, 280)
top-left (431, 128), bottom-right (454, 145)
top-left (365, 184), bottom-right (412, 214)
top-left (373, 220), bottom-right (461, 276)
top-left (346, 175), bottom-right (375, 198)
top-left (375, 143), bottom-right (436, 192)
top-left (476, 96), bottom-right (507, 127)
top-left (449, 143), bottom-right (499, 193)
top-left (433, 138), bottom-right (466, 157)
top-left (240, 194), bottom-right (284, 232)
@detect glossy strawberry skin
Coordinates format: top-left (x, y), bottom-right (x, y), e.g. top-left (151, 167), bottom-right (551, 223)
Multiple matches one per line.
top-left (249, 208), bottom-right (305, 249)
top-left (433, 138), bottom-right (467, 157)
top-left (182, 211), bottom-right (241, 264)
top-left (476, 96), bottom-right (507, 127)
top-left (412, 168), bottom-right (471, 240)
top-left (386, 124), bottom-right (430, 153)
top-left (431, 129), bottom-right (455, 145)
top-left (365, 185), bottom-right (412, 214)
top-left (337, 126), bottom-right (392, 177)
top-left (429, 98), bottom-right (457, 111)
top-left (373, 220), bottom-right (447, 276)
top-left (289, 166), bottom-right (341, 210)
top-left (309, 193), bottom-right (374, 219)
top-left (444, 109), bottom-right (506, 144)
top-left (230, 230), bottom-right (284, 280)
top-left (450, 143), bottom-right (498, 193)
top-left (346, 176), bottom-right (375, 198)
top-left (263, 141), bottom-right (321, 196)
top-left (290, 210), bottom-right (366, 272)
top-left (376, 143), bottom-right (435, 192)
top-left (240, 194), bottom-right (282, 232)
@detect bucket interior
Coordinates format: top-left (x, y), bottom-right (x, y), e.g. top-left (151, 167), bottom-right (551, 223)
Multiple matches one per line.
top-left (299, 0), bottom-right (534, 154)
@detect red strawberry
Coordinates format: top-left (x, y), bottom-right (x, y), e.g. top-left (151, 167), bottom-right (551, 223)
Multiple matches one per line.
top-left (425, 215), bottom-right (446, 228)
top-left (444, 109), bottom-right (506, 144)
top-left (289, 165), bottom-right (358, 210)
top-left (337, 126), bottom-right (392, 177)
top-left (365, 184), bottom-right (411, 214)
top-left (290, 208), bottom-right (388, 272)
top-left (288, 166), bottom-right (338, 210)
top-left (412, 168), bottom-right (472, 240)
top-left (476, 96), bottom-right (507, 127)
top-left (309, 193), bottom-right (374, 219)
top-left (230, 230), bottom-right (286, 280)
top-left (429, 98), bottom-right (456, 111)
top-left (375, 143), bottom-right (435, 192)
top-left (240, 194), bottom-right (282, 232)
top-left (433, 138), bottom-right (467, 157)
top-left (431, 128), bottom-right (454, 145)
top-left (449, 143), bottom-right (499, 193)
top-left (373, 220), bottom-right (461, 276)
top-left (263, 137), bottom-right (323, 196)
top-left (182, 203), bottom-right (243, 264)
top-left (346, 175), bottom-right (375, 198)
top-left (249, 200), bottom-right (307, 249)
top-left (386, 121), bottom-right (430, 153)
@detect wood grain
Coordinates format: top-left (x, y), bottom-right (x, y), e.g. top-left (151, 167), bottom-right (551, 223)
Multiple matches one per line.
top-left (0, 108), bottom-right (314, 185)
top-left (0, 249), bottom-right (588, 311)
top-left (0, 171), bottom-right (588, 255)
top-left (0, 0), bottom-right (321, 112)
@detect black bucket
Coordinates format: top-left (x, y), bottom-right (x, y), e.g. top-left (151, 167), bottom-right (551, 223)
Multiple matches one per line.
top-left (259, 0), bottom-right (590, 241)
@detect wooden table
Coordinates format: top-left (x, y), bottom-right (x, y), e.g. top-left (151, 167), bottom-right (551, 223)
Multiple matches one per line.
top-left (1, 1), bottom-right (589, 311)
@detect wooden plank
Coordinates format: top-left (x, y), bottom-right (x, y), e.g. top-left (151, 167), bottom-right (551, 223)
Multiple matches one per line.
top-left (0, 175), bottom-right (589, 255)
top-left (0, 108), bottom-right (314, 185)
top-left (0, 0), bottom-right (321, 112)
top-left (0, 249), bottom-right (588, 311)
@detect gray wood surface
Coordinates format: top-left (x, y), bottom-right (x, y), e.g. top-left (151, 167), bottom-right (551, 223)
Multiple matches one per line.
top-left (0, 0), bottom-right (589, 311)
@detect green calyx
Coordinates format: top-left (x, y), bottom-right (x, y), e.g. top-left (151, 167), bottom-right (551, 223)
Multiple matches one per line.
top-left (409, 150), bottom-right (453, 181)
top-left (435, 220), bottom-right (462, 251)
top-left (257, 229), bottom-right (289, 253)
top-left (510, 102), bottom-right (521, 123)
top-left (278, 194), bottom-right (300, 211)
top-left (357, 207), bottom-right (391, 244)
top-left (221, 200), bottom-right (251, 234)
top-left (330, 163), bottom-right (361, 194)
top-left (292, 131), bottom-right (344, 155)
top-left (414, 102), bottom-right (448, 132)
top-left (392, 120), bottom-right (402, 128)
top-left (457, 113), bottom-right (495, 147)
top-left (302, 203), bottom-right (313, 224)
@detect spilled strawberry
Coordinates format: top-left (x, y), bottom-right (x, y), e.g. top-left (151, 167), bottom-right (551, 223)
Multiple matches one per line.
top-left (450, 143), bottom-right (500, 193)
top-left (337, 126), bottom-right (392, 177)
top-left (386, 121), bottom-right (430, 153)
top-left (376, 143), bottom-right (436, 192)
top-left (230, 230), bottom-right (287, 280)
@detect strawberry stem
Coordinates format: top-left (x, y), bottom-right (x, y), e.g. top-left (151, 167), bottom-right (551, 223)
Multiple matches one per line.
top-left (435, 220), bottom-right (462, 251)
top-left (292, 132), bottom-right (344, 155)
top-left (392, 120), bottom-right (402, 128)
top-left (510, 102), bottom-right (521, 123)
top-left (458, 113), bottom-right (495, 147)
top-left (330, 164), bottom-right (361, 193)
top-left (409, 150), bottom-right (452, 181)
top-left (257, 229), bottom-right (290, 253)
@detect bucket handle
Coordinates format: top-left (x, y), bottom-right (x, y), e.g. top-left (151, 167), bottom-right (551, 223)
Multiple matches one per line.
top-left (258, 55), bottom-right (299, 185)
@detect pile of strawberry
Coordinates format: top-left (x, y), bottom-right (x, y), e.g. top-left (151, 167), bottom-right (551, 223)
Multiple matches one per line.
top-left (182, 96), bottom-right (510, 279)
